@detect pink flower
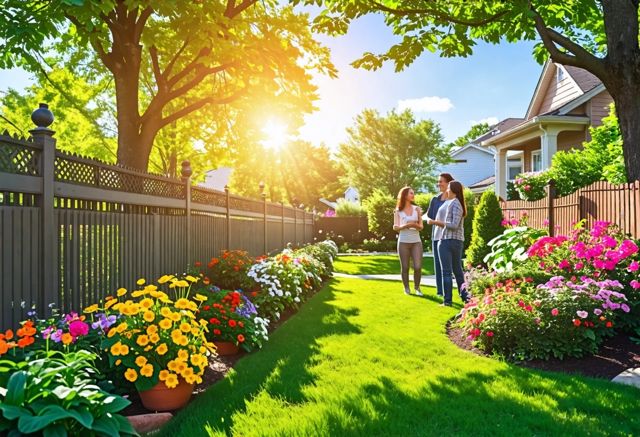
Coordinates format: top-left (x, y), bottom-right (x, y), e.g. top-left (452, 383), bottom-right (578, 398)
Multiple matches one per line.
top-left (490, 308), bottom-right (497, 316)
top-left (575, 262), bottom-right (584, 270)
top-left (501, 219), bottom-right (508, 226)
top-left (576, 310), bottom-right (588, 319)
top-left (551, 308), bottom-right (559, 316)
top-left (629, 261), bottom-right (639, 272)
top-left (542, 219), bottom-right (550, 226)
top-left (594, 308), bottom-right (602, 316)
top-left (558, 259), bottom-right (571, 270)
top-left (631, 280), bottom-right (640, 289)
top-left (534, 318), bottom-right (541, 325)
top-left (524, 305), bottom-right (533, 312)
top-left (524, 185), bottom-right (531, 191)
top-left (486, 331), bottom-right (494, 337)
top-left (518, 300), bottom-right (525, 308)
top-left (69, 320), bottom-right (89, 338)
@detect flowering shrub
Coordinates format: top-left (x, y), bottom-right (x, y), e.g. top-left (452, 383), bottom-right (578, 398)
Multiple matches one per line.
top-left (458, 275), bottom-right (628, 360)
top-left (203, 250), bottom-right (256, 291)
top-left (513, 171), bottom-right (550, 201)
top-left (296, 240), bottom-right (338, 279)
top-left (197, 287), bottom-right (269, 351)
top-left (484, 225), bottom-right (547, 273)
top-left (100, 275), bottom-right (215, 391)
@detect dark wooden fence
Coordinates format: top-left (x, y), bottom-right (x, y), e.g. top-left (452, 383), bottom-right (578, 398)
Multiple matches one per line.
top-left (501, 180), bottom-right (640, 238)
top-left (315, 216), bottom-right (372, 243)
top-left (0, 105), bottom-right (314, 329)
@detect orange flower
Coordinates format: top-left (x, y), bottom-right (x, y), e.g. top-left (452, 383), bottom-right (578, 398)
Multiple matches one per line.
top-left (61, 333), bottom-right (73, 345)
top-left (17, 336), bottom-right (34, 348)
top-left (194, 261), bottom-right (202, 267)
top-left (237, 334), bottom-right (245, 343)
top-left (4, 330), bottom-right (14, 340)
top-left (203, 277), bottom-right (211, 285)
top-left (0, 340), bottom-right (10, 355)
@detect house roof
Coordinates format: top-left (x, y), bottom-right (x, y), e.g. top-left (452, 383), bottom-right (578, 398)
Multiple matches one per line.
top-left (469, 175), bottom-right (495, 189)
top-left (480, 115), bottom-right (590, 147)
top-left (474, 118), bottom-right (526, 144)
top-left (563, 65), bottom-right (601, 92)
top-left (450, 142), bottom-right (495, 157)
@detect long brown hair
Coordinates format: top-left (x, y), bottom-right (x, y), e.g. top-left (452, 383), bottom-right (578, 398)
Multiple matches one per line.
top-left (396, 186), bottom-right (414, 211)
top-left (448, 181), bottom-right (467, 217)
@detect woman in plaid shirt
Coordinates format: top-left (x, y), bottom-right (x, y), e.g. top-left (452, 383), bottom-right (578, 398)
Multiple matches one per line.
top-left (430, 181), bottom-right (469, 306)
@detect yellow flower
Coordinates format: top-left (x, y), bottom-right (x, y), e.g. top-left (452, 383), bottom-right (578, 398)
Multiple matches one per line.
top-left (158, 274), bottom-right (174, 284)
top-left (190, 327), bottom-right (201, 336)
top-left (137, 335), bottom-right (150, 346)
top-left (147, 325), bottom-right (159, 335)
top-left (160, 307), bottom-right (172, 318)
top-left (140, 363), bottom-right (154, 377)
top-left (156, 343), bottom-right (168, 355)
top-left (144, 284), bottom-right (158, 292)
top-left (136, 278), bottom-right (146, 286)
top-left (159, 318), bottom-right (173, 330)
top-left (140, 298), bottom-right (154, 309)
top-left (110, 342), bottom-right (123, 356)
top-left (159, 370), bottom-right (170, 381)
top-left (107, 329), bottom-right (117, 338)
top-left (170, 312), bottom-right (182, 322)
top-left (161, 297), bottom-right (173, 304)
top-left (194, 375), bottom-right (203, 384)
top-left (180, 322), bottom-right (191, 333)
top-left (199, 319), bottom-right (208, 327)
top-left (171, 329), bottom-right (182, 340)
top-left (116, 322), bottom-right (128, 333)
top-left (124, 368), bottom-right (138, 382)
top-left (185, 375), bottom-right (197, 385)
top-left (191, 354), bottom-right (205, 367)
top-left (84, 304), bottom-right (99, 313)
top-left (186, 275), bottom-right (199, 283)
top-left (105, 299), bottom-right (118, 310)
top-left (117, 288), bottom-right (127, 297)
top-left (150, 333), bottom-right (160, 344)
top-left (177, 349), bottom-right (189, 362)
top-left (174, 298), bottom-right (190, 309)
top-left (143, 311), bottom-right (155, 323)
top-left (176, 361), bottom-right (187, 373)
top-left (132, 290), bottom-right (148, 298)
top-left (120, 345), bottom-right (130, 356)
top-left (167, 360), bottom-right (179, 372)
top-left (181, 366), bottom-right (194, 379)
top-left (165, 373), bottom-right (179, 389)
top-left (135, 356), bottom-right (148, 367)
top-left (194, 293), bottom-right (208, 302)
top-left (115, 359), bottom-right (122, 366)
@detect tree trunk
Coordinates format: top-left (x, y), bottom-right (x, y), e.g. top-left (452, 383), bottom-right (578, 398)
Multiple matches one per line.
top-left (610, 88), bottom-right (640, 182)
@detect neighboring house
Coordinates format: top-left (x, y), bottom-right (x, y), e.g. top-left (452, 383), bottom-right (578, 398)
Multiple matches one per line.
top-left (437, 143), bottom-right (495, 189)
top-left (481, 61), bottom-right (613, 199)
top-left (201, 167), bottom-right (233, 191)
top-left (344, 186), bottom-right (360, 204)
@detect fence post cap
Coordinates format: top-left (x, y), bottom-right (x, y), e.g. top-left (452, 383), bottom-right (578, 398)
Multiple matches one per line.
top-left (180, 160), bottom-right (192, 179)
top-left (224, 184), bottom-right (229, 192)
top-left (30, 103), bottom-right (55, 136)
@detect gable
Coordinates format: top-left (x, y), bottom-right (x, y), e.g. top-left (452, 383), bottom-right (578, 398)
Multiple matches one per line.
top-left (526, 63), bottom-right (584, 119)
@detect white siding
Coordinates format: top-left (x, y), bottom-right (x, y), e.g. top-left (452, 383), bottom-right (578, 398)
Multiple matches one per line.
top-left (435, 148), bottom-right (495, 188)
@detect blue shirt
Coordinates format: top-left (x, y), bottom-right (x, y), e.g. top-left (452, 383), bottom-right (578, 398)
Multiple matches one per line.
top-left (427, 194), bottom-right (447, 240)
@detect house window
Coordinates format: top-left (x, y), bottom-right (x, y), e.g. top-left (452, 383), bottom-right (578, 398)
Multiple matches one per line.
top-left (531, 150), bottom-right (542, 172)
top-left (507, 158), bottom-right (523, 181)
top-left (454, 159), bottom-right (467, 163)
top-left (557, 66), bottom-right (566, 82)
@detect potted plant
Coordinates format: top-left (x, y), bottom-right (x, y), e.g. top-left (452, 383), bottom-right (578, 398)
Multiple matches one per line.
top-left (197, 288), bottom-right (269, 355)
top-left (100, 275), bottom-right (215, 411)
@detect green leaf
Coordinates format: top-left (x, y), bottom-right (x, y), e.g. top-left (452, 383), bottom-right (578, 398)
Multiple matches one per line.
top-left (67, 407), bottom-right (94, 429)
top-left (101, 395), bottom-right (131, 414)
top-left (584, 329), bottom-right (596, 341)
top-left (52, 386), bottom-right (76, 401)
top-left (5, 371), bottom-right (27, 406)
top-left (91, 415), bottom-right (120, 435)
top-left (43, 423), bottom-right (67, 437)
top-left (113, 414), bottom-right (139, 436)
top-left (0, 405), bottom-right (32, 421)
top-left (18, 409), bottom-right (72, 434)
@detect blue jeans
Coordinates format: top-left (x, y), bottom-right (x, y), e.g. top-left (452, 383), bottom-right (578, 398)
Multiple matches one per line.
top-left (432, 239), bottom-right (443, 296)
top-left (438, 239), bottom-right (467, 305)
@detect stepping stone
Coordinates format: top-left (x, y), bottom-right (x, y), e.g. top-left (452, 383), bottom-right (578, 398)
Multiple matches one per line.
top-left (127, 413), bottom-right (173, 433)
top-left (611, 368), bottom-right (640, 389)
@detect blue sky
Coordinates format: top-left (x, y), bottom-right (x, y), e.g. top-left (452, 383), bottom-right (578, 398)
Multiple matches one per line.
top-left (0, 12), bottom-right (543, 149)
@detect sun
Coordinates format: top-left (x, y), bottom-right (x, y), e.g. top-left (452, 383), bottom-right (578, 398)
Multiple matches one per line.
top-left (260, 119), bottom-right (289, 151)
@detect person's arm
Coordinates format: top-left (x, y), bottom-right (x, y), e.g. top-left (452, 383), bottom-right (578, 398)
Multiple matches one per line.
top-left (425, 197), bottom-right (436, 224)
top-left (393, 211), bottom-right (405, 232)
top-left (410, 206), bottom-right (424, 230)
top-left (434, 201), bottom-right (463, 230)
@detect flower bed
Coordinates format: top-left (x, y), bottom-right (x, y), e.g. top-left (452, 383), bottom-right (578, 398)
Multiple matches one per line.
top-left (457, 222), bottom-right (640, 360)
top-left (0, 240), bottom-right (338, 431)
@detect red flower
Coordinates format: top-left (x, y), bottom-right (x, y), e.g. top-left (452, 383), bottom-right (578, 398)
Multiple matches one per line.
top-left (486, 331), bottom-right (494, 337)
top-left (195, 261), bottom-right (202, 267)
top-left (203, 305), bottom-right (211, 311)
top-left (524, 305), bottom-right (533, 312)
top-left (573, 319), bottom-right (581, 327)
top-left (228, 319), bottom-right (237, 328)
top-left (238, 321), bottom-right (244, 328)
top-left (606, 321), bottom-right (613, 328)
top-left (213, 329), bottom-right (221, 335)
top-left (237, 334), bottom-right (245, 343)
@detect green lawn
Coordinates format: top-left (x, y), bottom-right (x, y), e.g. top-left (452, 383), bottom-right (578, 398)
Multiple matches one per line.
top-left (159, 277), bottom-right (640, 436)
top-left (333, 255), bottom-right (435, 276)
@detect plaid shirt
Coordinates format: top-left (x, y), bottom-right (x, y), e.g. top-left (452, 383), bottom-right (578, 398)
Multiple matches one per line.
top-left (433, 199), bottom-right (465, 241)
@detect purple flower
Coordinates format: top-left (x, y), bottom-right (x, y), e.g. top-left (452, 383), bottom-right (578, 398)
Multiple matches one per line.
top-left (576, 310), bottom-right (588, 319)
top-left (621, 304), bottom-right (631, 313)
top-left (50, 329), bottom-right (63, 343)
top-left (92, 313), bottom-right (117, 331)
top-left (594, 308), bottom-right (602, 316)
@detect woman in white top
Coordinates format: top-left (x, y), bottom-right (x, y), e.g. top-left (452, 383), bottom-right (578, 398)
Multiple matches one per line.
top-left (393, 186), bottom-right (424, 296)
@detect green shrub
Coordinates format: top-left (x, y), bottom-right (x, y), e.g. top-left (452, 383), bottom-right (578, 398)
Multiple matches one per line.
top-left (415, 192), bottom-right (435, 245)
top-left (335, 199), bottom-right (367, 217)
top-left (361, 238), bottom-right (397, 252)
top-left (506, 181), bottom-right (520, 201)
top-left (364, 189), bottom-right (397, 240)
top-left (484, 226), bottom-right (547, 272)
top-left (463, 188), bottom-right (476, 252)
top-left (513, 171), bottom-right (550, 201)
top-left (465, 190), bottom-right (505, 267)
top-left (0, 350), bottom-right (136, 436)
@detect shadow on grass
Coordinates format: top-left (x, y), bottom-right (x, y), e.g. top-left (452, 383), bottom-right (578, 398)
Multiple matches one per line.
top-left (322, 370), bottom-right (639, 436)
top-left (158, 280), bottom-right (361, 436)
top-left (334, 256), bottom-right (435, 276)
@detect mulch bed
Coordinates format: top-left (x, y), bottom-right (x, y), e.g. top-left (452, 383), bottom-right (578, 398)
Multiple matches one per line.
top-left (447, 321), bottom-right (640, 380)
top-left (122, 306), bottom-right (298, 416)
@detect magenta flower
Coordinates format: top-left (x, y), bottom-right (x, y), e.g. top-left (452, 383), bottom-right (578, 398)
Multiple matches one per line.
top-left (576, 310), bottom-right (588, 319)
top-left (629, 261), bottom-right (639, 272)
top-left (631, 280), bottom-right (640, 289)
top-left (621, 304), bottom-right (631, 313)
top-left (551, 308), bottom-right (559, 316)
top-left (558, 259), bottom-right (571, 270)
top-left (69, 320), bottom-right (89, 337)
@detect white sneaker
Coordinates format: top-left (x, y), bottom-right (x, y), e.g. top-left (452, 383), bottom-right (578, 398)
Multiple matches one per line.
top-left (415, 289), bottom-right (424, 297)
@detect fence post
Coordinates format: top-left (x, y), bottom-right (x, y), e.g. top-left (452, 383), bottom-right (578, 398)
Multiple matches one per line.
top-left (547, 179), bottom-right (556, 236)
top-left (293, 206), bottom-right (297, 247)
top-left (260, 182), bottom-right (267, 255)
top-left (30, 103), bottom-right (58, 311)
top-left (281, 202), bottom-right (285, 248)
top-left (224, 185), bottom-right (231, 250)
top-left (181, 161), bottom-right (192, 265)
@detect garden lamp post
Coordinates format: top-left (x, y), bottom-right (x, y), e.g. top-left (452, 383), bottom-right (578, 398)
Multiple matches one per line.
top-left (260, 181), bottom-right (267, 255)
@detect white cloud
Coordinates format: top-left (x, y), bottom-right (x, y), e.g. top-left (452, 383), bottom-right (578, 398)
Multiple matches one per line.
top-left (470, 116), bottom-right (499, 126)
top-left (397, 96), bottom-right (454, 113)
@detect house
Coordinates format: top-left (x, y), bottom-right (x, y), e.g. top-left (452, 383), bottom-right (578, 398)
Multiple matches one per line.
top-left (319, 186), bottom-right (360, 215)
top-left (481, 61), bottom-right (613, 199)
top-left (437, 143), bottom-right (495, 189)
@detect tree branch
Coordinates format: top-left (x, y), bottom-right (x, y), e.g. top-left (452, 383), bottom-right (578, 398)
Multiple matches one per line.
top-left (531, 8), bottom-right (606, 78)
top-left (224, 0), bottom-right (259, 19)
top-left (166, 47), bottom-right (211, 88)
top-left (149, 45), bottom-right (166, 91)
top-left (168, 61), bottom-right (238, 101)
top-left (369, 1), bottom-right (508, 27)
top-left (163, 39), bottom-right (190, 80)
top-left (158, 88), bottom-right (248, 129)
top-left (135, 6), bottom-right (153, 43)
top-left (64, 13), bottom-right (114, 70)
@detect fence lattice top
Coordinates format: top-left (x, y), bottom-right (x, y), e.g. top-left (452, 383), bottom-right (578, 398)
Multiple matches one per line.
top-left (0, 135), bottom-right (41, 176)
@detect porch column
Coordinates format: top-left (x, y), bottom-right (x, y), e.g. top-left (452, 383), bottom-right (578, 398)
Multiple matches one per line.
top-left (540, 129), bottom-right (559, 169)
top-left (495, 148), bottom-right (507, 200)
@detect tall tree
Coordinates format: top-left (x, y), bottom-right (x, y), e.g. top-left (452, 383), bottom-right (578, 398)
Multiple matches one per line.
top-left (1, 0), bottom-right (335, 171)
top-left (449, 122), bottom-right (490, 148)
top-left (338, 109), bottom-right (449, 199)
top-left (302, 0), bottom-right (640, 181)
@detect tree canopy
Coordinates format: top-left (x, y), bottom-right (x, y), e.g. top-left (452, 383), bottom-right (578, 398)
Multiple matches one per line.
top-left (449, 122), bottom-right (490, 149)
top-left (1, 0), bottom-right (335, 171)
top-left (339, 109), bottom-right (449, 199)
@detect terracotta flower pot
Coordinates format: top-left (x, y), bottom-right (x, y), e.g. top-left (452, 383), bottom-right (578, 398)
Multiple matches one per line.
top-left (138, 378), bottom-right (194, 412)
top-left (213, 341), bottom-right (240, 356)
